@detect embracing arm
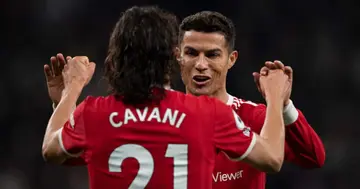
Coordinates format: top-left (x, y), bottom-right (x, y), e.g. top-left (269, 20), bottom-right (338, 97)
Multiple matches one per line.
top-left (248, 100), bottom-right (325, 168)
top-left (282, 100), bottom-right (325, 168)
top-left (215, 97), bottom-right (286, 173)
top-left (233, 98), bottom-right (325, 169)
top-left (42, 84), bottom-right (84, 164)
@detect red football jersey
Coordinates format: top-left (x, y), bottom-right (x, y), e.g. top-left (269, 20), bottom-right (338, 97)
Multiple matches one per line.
top-left (58, 90), bottom-right (256, 189)
top-left (212, 94), bottom-right (325, 189)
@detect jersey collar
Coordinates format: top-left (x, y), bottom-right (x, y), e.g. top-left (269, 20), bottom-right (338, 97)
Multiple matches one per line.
top-left (226, 94), bottom-right (234, 106)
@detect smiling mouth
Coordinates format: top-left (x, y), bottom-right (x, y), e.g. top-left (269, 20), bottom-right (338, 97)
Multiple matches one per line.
top-left (192, 75), bottom-right (211, 85)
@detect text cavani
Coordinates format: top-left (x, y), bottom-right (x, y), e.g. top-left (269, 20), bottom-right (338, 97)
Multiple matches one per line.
top-left (109, 107), bottom-right (187, 128)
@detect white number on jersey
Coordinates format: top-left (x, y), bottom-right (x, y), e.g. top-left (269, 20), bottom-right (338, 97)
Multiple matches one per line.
top-left (108, 144), bottom-right (188, 189)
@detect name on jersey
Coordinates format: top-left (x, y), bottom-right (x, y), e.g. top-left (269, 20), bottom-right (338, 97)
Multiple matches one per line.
top-left (109, 107), bottom-right (186, 128)
top-left (212, 170), bottom-right (243, 182)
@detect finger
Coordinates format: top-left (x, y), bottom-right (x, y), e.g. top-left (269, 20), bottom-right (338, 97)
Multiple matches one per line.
top-left (57, 53), bottom-right (65, 62)
top-left (284, 66), bottom-right (293, 80)
top-left (259, 66), bottom-right (269, 76)
top-left (52, 55), bottom-right (62, 76)
top-left (88, 62), bottom-right (96, 75)
top-left (264, 61), bottom-right (277, 70)
top-left (50, 56), bottom-right (57, 75)
top-left (66, 56), bottom-right (72, 63)
top-left (255, 73), bottom-right (266, 98)
top-left (57, 53), bottom-right (66, 72)
top-left (273, 60), bottom-right (285, 70)
top-left (252, 72), bottom-right (260, 82)
top-left (79, 56), bottom-right (89, 65)
top-left (252, 72), bottom-right (261, 91)
top-left (64, 64), bottom-right (69, 71)
top-left (85, 62), bottom-right (96, 85)
top-left (66, 56), bottom-right (73, 68)
top-left (44, 64), bottom-right (53, 81)
top-left (62, 64), bottom-right (69, 75)
top-left (67, 57), bottom-right (74, 66)
top-left (70, 56), bottom-right (89, 67)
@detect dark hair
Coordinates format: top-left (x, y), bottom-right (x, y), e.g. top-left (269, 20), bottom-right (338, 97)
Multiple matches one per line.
top-left (179, 11), bottom-right (236, 50)
top-left (104, 6), bottom-right (179, 105)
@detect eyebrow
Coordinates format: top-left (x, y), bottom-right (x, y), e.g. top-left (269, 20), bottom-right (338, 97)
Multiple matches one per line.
top-left (183, 46), bottom-right (196, 51)
top-left (207, 48), bottom-right (222, 53)
top-left (183, 46), bottom-right (222, 52)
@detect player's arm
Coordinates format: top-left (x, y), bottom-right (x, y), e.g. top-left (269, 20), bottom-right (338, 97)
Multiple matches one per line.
top-left (247, 101), bottom-right (325, 168)
top-left (282, 101), bottom-right (325, 168)
top-left (42, 84), bottom-right (85, 164)
top-left (214, 97), bottom-right (285, 173)
top-left (51, 97), bottom-right (86, 166)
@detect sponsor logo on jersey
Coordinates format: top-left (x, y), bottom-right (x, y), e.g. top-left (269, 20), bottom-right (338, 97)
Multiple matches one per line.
top-left (243, 126), bottom-right (251, 137)
top-left (212, 170), bottom-right (243, 182)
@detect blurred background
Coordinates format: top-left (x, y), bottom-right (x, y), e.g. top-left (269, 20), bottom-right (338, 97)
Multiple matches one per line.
top-left (2, 0), bottom-right (359, 188)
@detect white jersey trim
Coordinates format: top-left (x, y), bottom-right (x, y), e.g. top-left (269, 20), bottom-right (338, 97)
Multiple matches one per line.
top-left (57, 127), bottom-right (82, 157)
top-left (283, 100), bottom-right (299, 125)
top-left (238, 133), bottom-right (257, 160)
top-left (227, 94), bottom-right (299, 126)
top-left (226, 94), bottom-right (234, 105)
top-left (224, 133), bottom-right (257, 161)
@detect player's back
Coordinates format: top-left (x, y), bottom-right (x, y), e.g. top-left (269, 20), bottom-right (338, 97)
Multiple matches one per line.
top-left (83, 90), bottom-right (218, 189)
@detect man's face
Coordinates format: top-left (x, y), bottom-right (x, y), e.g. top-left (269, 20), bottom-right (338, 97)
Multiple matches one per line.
top-left (178, 31), bottom-right (237, 96)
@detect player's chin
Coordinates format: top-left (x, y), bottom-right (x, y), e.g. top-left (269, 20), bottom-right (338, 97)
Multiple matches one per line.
top-left (189, 84), bottom-right (212, 96)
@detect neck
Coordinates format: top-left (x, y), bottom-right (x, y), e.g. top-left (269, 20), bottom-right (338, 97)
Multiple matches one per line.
top-left (164, 83), bottom-right (171, 90)
top-left (209, 87), bottom-right (229, 104)
top-left (186, 87), bottom-right (229, 104)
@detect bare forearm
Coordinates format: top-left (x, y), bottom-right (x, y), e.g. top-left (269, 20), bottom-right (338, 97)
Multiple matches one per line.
top-left (52, 101), bottom-right (76, 112)
top-left (261, 99), bottom-right (285, 161)
top-left (243, 101), bottom-right (285, 173)
top-left (42, 84), bottom-right (82, 155)
top-left (52, 90), bottom-right (76, 110)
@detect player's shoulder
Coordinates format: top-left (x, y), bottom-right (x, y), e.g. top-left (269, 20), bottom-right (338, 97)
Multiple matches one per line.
top-left (80, 95), bottom-right (117, 112)
top-left (82, 95), bottom-right (115, 105)
top-left (228, 94), bottom-right (265, 111)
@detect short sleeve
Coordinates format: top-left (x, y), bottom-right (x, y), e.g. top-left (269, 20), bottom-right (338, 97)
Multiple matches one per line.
top-left (58, 99), bottom-right (88, 158)
top-left (213, 100), bottom-right (257, 161)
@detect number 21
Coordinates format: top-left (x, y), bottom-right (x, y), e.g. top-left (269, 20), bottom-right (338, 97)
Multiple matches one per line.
top-left (108, 144), bottom-right (188, 189)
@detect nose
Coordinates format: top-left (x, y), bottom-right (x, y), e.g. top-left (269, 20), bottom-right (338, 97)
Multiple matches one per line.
top-left (195, 55), bottom-right (208, 72)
